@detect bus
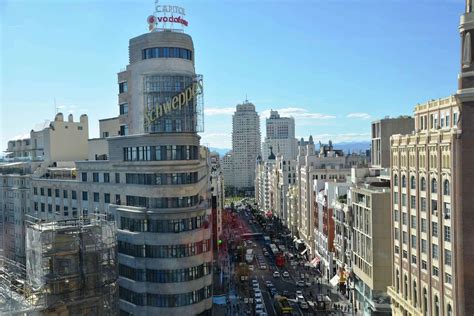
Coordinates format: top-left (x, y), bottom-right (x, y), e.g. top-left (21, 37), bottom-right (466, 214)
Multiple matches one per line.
top-left (245, 248), bottom-right (254, 263)
top-left (274, 295), bottom-right (293, 315)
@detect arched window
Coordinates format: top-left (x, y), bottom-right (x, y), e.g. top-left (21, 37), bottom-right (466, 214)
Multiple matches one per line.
top-left (447, 304), bottom-right (452, 316)
top-left (434, 295), bottom-right (440, 316)
top-left (402, 175), bottom-right (407, 188)
top-left (394, 175), bottom-right (399, 186)
top-left (413, 281), bottom-right (418, 307)
top-left (423, 288), bottom-right (428, 316)
top-left (404, 275), bottom-right (408, 300)
top-left (421, 177), bottom-right (426, 191)
top-left (431, 178), bottom-right (438, 193)
top-left (411, 176), bottom-right (416, 189)
top-left (443, 180), bottom-right (450, 196)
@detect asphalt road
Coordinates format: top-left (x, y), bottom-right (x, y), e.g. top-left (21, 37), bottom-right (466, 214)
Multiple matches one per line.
top-left (235, 209), bottom-right (317, 316)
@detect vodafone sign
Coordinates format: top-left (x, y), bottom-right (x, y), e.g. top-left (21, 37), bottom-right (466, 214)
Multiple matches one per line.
top-left (148, 1), bottom-right (189, 31)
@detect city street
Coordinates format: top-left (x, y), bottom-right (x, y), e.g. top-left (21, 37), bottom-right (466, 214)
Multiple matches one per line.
top-left (215, 200), bottom-right (354, 316)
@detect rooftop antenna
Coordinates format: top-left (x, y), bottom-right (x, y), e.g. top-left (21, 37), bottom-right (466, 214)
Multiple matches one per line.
top-left (54, 98), bottom-right (59, 114)
top-left (245, 94), bottom-right (248, 103)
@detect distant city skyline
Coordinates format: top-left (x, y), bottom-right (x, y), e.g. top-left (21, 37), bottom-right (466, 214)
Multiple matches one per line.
top-left (1, 0), bottom-right (464, 149)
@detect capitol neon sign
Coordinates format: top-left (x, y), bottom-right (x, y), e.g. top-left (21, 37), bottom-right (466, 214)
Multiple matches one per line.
top-left (148, 1), bottom-right (188, 31)
top-left (144, 79), bottom-right (203, 127)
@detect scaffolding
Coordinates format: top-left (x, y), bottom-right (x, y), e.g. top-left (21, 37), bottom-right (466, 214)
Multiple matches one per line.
top-left (0, 214), bottom-right (118, 315)
top-left (0, 255), bottom-right (45, 315)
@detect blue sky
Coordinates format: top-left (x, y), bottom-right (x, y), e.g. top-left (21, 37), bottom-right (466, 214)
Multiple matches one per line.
top-left (1, 0), bottom-right (465, 150)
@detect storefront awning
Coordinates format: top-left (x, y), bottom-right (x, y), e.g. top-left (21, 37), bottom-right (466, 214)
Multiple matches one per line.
top-left (329, 274), bottom-right (340, 288)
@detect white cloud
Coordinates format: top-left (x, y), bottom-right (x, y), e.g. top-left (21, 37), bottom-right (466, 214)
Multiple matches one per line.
top-left (199, 132), bottom-right (232, 149)
top-left (346, 112), bottom-right (371, 120)
top-left (260, 107), bottom-right (336, 120)
top-left (204, 107), bottom-right (235, 116)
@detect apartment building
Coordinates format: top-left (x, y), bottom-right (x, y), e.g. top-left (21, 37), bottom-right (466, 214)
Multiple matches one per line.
top-left (351, 182), bottom-right (392, 314)
top-left (388, 96), bottom-right (460, 316)
top-left (371, 117), bottom-right (414, 169)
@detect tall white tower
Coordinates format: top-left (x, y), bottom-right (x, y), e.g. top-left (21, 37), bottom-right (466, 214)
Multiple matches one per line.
top-left (231, 101), bottom-right (261, 189)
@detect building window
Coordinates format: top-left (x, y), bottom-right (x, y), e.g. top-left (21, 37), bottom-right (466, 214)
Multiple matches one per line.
top-left (82, 191), bottom-right (88, 201)
top-left (402, 194), bottom-right (407, 207)
top-left (421, 197), bottom-right (427, 212)
top-left (120, 103), bottom-right (129, 115)
top-left (115, 194), bottom-right (121, 204)
top-left (433, 266), bottom-right (439, 277)
top-left (411, 235), bottom-right (417, 249)
top-left (411, 215), bottom-right (416, 229)
top-left (444, 202), bottom-right (451, 219)
top-left (443, 180), bottom-right (450, 195)
top-left (434, 295), bottom-right (440, 316)
top-left (47, 188), bottom-right (52, 197)
top-left (421, 218), bottom-right (427, 233)
top-left (394, 209), bottom-right (399, 222)
top-left (454, 112), bottom-right (458, 125)
top-left (394, 175), bottom-right (398, 186)
top-left (119, 81), bottom-right (128, 93)
top-left (103, 132), bottom-right (109, 138)
top-left (420, 177), bottom-right (426, 191)
top-left (432, 244), bottom-right (439, 259)
top-left (120, 125), bottom-right (129, 136)
top-left (412, 254), bottom-right (417, 265)
top-left (104, 173), bottom-right (110, 183)
top-left (445, 273), bottom-right (452, 285)
top-left (93, 172), bottom-right (99, 182)
top-left (63, 190), bottom-right (68, 198)
top-left (82, 172), bottom-right (87, 182)
top-left (72, 191), bottom-right (77, 200)
top-left (432, 222), bottom-right (438, 237)
top-left (402, 212), bottom-right (408, 225)
top-left (55, 189), bottom-right (60, 197)
top-left (421, 239), bottom-right (427, 253)
top-left (393, 192), bottom-right (399, 205)
top-left (93, 192), bottom-right (99, 202)
top-left (431, 178), bottom-right (438, 193)
top-left (48, 204), bottom-right (52, 213)
top-left (105, 193), bottom-right (110, 204)
top-left (432, 200), bottom-right (438, 216)
top-left (422, 260), bottom-right (427, 270)
top-left (444, 249), bottom-right (452, 266)
top-left (402, 175), bottom-right (407, 188)
top-left (410, 196), bottom-right (416, 209)
top-left (403, 231), bottom-right (408, 244)
top-left (410, 176), bottom-right (416, 189)
top-left (444, 225), bottom-right (451, 242)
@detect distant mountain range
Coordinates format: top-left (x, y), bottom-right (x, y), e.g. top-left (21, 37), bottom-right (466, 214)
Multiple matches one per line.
top-left (209, 141), bottom-right (370, 157)
top-left (335, 141), bottom-right (371, 154)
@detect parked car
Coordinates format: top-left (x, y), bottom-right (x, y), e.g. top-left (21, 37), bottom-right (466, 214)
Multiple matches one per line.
top-left (299, 301), bottom-right (309, 310)
top-left (297, 280), bottom-right (305, 287)
top-left (282, 271), bottom-right (290, 278)
top-left (305, 281), bottom-right (312, 287)
top-left (265, 280), bottom-right (273, 287)
top-left (249, 265), bottom-right (254, 271)
top-left (296, 290), bottom-right (303, 296)
top-left (260, 264), bottom-right (267, 270)
top-left (296, 294), bottom-right (305, 302)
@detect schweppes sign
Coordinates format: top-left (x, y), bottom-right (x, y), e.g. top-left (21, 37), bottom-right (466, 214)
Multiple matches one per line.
top-left (144, 78), bottom-right (203, 127)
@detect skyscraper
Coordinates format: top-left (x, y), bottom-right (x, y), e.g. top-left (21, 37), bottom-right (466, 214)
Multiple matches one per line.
top-left (229, 101), bottom-right (261, 190)
top-left (262, 110), bottom-right (297, 161)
